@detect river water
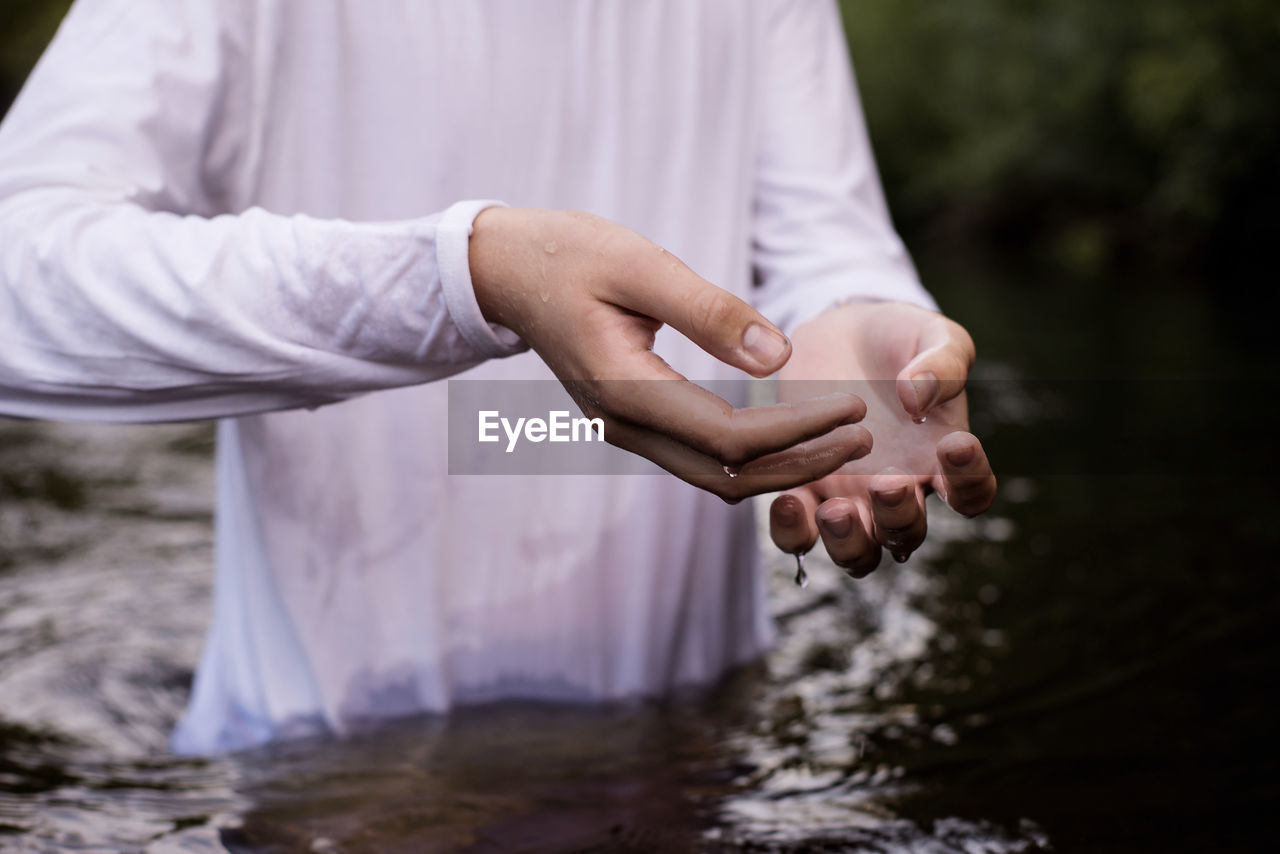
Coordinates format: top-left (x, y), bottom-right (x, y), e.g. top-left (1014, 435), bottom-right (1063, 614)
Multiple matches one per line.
top-left (1, 264), bottom-right (1276, 852)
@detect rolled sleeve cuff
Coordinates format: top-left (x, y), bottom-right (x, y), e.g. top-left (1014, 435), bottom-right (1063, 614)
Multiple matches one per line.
top-left (436, 199), bottom-right (529, 360)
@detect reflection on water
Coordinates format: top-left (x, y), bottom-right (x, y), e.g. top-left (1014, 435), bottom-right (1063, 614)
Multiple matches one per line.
top-left (0, 417), bottom-right (1047, 853)
top-left (2, 267), bottom-right (1277, 852)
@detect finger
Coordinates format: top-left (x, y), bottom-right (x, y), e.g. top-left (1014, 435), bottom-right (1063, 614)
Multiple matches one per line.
top-left (592, 378), bottom-right (867, 469)
top-left (733, 421), bottom-right (872, 488)
top-left (934, 432), bottom-right (997, 517)
top-left (770, 489), bottom-right (820, 555)
top-left (603, 242), bottom-right (794, 377)
top-left (816, 497), bottom-right (883, 578)
top-left (869, 469), bottom-right (927, 563)
top-left (895, 316), bottom-right (976, 418)
top-left (603, 419), bottom-right (871, 504)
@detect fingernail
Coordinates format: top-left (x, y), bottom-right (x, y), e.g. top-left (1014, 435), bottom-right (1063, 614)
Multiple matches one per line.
top-left (773, 500), bottom-right (800, 527)
top-left (818, 512), bottom-right (854, 539)
top-left (876, 484), bottom-right (910, 508)
top-left (946, 445), bottom-right (976, 467)
top-left (743, 323), bottom-right (788, 369)
top-left (910, 371), bottom-right (939, 414)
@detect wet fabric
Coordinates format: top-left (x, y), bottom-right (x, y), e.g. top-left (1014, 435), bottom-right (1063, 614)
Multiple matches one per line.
top-left (0, 0), bottom-right (934, 754)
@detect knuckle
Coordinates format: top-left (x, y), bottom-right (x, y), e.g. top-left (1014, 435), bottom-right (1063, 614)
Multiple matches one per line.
top-left (707, 479), bottom-right (737, 503)
top-left (880, 522), bottom-right (925, 548)
top-left (714, 434), bottom-right (749, 468)
top-left (722, 476), bottom-right (752, 504)
top-left (717, 487), bottom-right (744, 505)
top-left (946, 320), bottom-right (977, 366)
top-left (728, 479), bottom-right (753, 504)
top-left (600, 232), bottom-right (659, 293)
top-left (840, 553), bottom-right (881, 578)
top-left (616, 239), bottom-right (655, 278)
top-left (958, 491), bottom-right (996, 518)
top-left (689, 287), bottom-right (740, 341)
top-left (951, 477), bottom-right (997, 516)
top-left (873, 510), bottom-right (915, 531)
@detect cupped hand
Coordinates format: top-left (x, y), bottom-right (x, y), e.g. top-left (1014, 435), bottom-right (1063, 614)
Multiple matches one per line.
top-left (468, 207), bottom-right (872, 501)
top-left (768, 301), bottom-right (997, 575)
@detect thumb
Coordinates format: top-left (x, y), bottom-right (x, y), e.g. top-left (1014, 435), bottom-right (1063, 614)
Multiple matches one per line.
top-left (609, 244), bottom-right (792, 377)
top-left (896, 317), bottom-right (976, 417)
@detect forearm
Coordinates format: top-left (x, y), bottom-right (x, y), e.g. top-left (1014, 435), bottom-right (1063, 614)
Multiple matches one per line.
top-left (0, 194), bottom-right (522, 422)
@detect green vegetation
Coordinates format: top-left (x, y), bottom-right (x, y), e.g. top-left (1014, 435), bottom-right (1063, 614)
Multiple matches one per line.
top-left (3, 1), bottom-right (1274, 279)
top-left (840, 0), bottom-right (1279, 277)
top-left (0, 0), bottom-right (72, 113)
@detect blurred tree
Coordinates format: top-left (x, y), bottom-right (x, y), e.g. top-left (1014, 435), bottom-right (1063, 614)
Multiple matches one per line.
top-left (0, 0), bottom-right (72, 114)
top-left (2, 0), bottom-right (1276, 283)
top-left (841, 0), bottom-right (1280, 280)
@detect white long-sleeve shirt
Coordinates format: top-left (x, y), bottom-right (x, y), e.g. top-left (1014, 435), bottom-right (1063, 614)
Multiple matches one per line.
top-left (0, 0), bottom-right (935, 754)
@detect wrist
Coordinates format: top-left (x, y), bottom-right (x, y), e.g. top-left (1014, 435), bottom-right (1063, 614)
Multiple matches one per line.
top-left (435, 199), bottom-right (526, 360)
top-left (468, 205), bottom-right (522, 329)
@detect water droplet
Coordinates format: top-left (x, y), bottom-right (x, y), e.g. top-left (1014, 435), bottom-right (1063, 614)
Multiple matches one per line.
top-left (722, 465), bottom-right (738, 478)
top-left (911, 415), bottom-right (927, 425)
top-left (793, 553), bottom-right (809, 588)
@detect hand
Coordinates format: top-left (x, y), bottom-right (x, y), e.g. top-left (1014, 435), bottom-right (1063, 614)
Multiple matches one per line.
top-left (469, 207), bottom-right (872, 501)
top-left (768, 301), bottom-right (997, 575)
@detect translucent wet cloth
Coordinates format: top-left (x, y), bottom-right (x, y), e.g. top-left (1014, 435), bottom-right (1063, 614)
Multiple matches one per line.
top-left (0, 0), bottom-right (934, 754)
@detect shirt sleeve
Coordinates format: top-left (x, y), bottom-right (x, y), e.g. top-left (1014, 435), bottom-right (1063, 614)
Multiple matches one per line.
top-left (0, 0), bottom-right (526, 424)
top-left (750, 0), bottom-right (938, 334)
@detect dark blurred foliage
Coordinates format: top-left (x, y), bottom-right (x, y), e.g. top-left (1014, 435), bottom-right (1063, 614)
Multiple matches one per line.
top-left (0, 0), bottom-right (71, 113)
top-left (840, 0), bottom-right (1280, 285)
top-left (3, 0), bottom-right (1277, 284)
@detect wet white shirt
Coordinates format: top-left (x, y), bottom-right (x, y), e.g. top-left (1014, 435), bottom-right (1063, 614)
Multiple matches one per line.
top-left (0, 0), bottom-right (935, 754)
